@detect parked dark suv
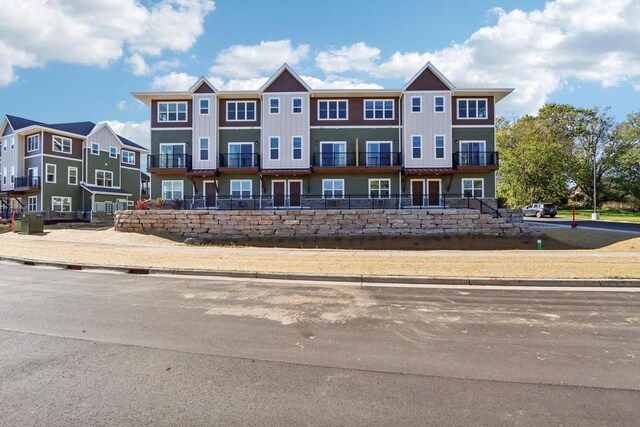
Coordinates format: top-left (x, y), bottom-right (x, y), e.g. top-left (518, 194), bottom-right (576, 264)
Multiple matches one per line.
top-left (523, 203), bottom-right (557, 218)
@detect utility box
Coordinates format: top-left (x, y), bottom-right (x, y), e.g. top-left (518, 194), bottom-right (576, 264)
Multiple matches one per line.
top-left (21, 212), bottom-right (44, 234)
top-left (12, 219), bottom-right (21, 233)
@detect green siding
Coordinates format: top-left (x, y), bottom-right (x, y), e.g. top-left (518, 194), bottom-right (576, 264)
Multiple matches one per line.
top-left (121, 168), bottom-right (141, 200)
top-left (452, 128), bottom-right (495, 151)
top-left (150, 174), bottom-right (192, 199)
top-left (41, 156), bottom-right (83, 211)
top-left (448, 172), bottom-right (496, 198)
top-left (151, 129), bottom-right (193, 156)
top-left (310, 128), bottom-right (400, 154)
top-left (307, 172), bottom-right (400, 196)
top-left (86, 149), bottom-right (120, 187)
top-left (215, 174), bottom-right (261, 197)
top-left (219, 129), bottom-right (261, 154)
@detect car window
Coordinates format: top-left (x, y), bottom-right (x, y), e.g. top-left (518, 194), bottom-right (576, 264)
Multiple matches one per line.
top-left (543, 204), bottom-right (554, 208)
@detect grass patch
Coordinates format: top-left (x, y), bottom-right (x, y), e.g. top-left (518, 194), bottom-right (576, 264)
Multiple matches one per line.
top-left (556, 209), bottom-right (640, 223)
top-left (538, 227), bottom-right (640, 251)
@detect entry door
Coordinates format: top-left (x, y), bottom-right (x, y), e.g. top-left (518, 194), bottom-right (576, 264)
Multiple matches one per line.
top-left (204, 181), bottom-right (217, 207)
top-left (411, 180), bottom-right (424, 207)
top-left (273, 181), bottom-right (286, 207)
top-left (427, 180), bottom-right (441, 206)
top-left (289, 181), bottom-right (302, 207)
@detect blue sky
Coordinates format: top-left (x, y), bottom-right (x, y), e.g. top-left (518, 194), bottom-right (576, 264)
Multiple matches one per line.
top-left (1, 0), bottom-right (639, 146)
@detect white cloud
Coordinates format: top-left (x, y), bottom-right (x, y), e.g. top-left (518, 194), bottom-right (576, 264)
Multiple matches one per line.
top-left (367, 0), bottom-right (640, 115)
top-left (209, 40), bottom-right (310, 78)
top-left (315, 42), bottom-right (381, 74)
top-left (103, 120), bottom-right (151, 150)
top-left (150, 72), bottom-right (198, 91)
top-left (126, 54), bottom-right (181, 76)
top-left (117, 100), bottom-right (128, 110)
top-left (0, 0), bottom-right (214, 86)
top-left (301, 76), bottom-right (383, 90)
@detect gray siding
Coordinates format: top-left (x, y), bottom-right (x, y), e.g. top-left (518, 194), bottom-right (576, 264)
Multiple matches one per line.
top-left (261, 93), bottom-right (310, 169)
top-left (192, 93), bottom-right (218, 170)
top-left (403, 91), bottom-right (452, 168)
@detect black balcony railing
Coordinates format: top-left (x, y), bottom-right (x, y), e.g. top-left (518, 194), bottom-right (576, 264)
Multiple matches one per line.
top-left (453, 151), bottom-right (499, 168)
top-left (312, 152), bottom-right (401, 167)
top-left (14, 175), bottom-right (40, 189)
top-left (148, 154), bottom-right (192, 170)
top-left (219, 153), bottom-right (260, 168)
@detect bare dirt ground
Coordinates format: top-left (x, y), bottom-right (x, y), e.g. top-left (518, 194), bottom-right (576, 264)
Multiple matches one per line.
top-left (1, 226), bottom-right (639, 279)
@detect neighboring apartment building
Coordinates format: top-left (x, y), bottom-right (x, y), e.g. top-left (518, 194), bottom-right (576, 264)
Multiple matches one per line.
top-left (0, 115), bottom-right (148, 219)
top-left (133, 63), bottom-right (512, 209)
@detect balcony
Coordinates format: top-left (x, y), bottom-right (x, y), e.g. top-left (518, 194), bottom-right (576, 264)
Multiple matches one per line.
top-left (453, 151), bottom-right (499, 170)
top-left (219, 153), bottom-right (260, 171)
top-left (312, 152), bottom-right (402, 171)
top-left (147, 154), bottom-right (192, 174)
top-left (13, 176), bottom-right (40, 192)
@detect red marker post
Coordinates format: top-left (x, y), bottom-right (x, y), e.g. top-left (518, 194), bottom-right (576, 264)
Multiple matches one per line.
top-left (11, 211), bottom-right (15, 233)
top-left (571, 206), bottom-right (577, 228)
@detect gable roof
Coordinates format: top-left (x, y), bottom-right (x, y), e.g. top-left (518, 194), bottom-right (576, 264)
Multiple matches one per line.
top-left (5, 115), bottom-right (45, 131)
top-left (259, 63), bottom-right (311, 93)
top-left (189, 76), bottom-right (217, 94)
top-left (403, 62), bottom-right (455, 91)
top-left (87, 122), bottom-right (148, 152)
top-left (47, 121), bottom-right (96, 136)
top-left (118, 135), bottom-right (147, 151)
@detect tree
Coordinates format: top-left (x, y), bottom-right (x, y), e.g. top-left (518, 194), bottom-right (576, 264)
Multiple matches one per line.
top-left (609, 112), bottom-right (640, 209)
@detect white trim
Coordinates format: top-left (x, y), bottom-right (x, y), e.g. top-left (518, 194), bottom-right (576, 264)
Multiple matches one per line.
top-left (51, 196), bottom-right (72, 212)
top-left (365, 140), bottom-right (393, 166)
top-left (161, 180), bottom-right (184, 200)
top-left (43, 153), bottom-right (82, 162)
top-left (24, 154), bottom-right (42, 160)
top-left (27, 195), bottom-right (38, 212)
top-left (426, 179), bottom-right (442, 207)
top-left (198, 98), bottom-right (210, 115)
top-left (157, 101), bottom-right (188, 123)
top-left (452, 125), bottom-right (495, 128)
top-left (434, 135), bottom-right (445, 159)
top-left (409, 179), bottom-right (424, 207)
top-left (291, 136), bottom-right (303, 161)
top-left (368, 178), bottom-right (391, 199)
top-left (90, 142), bottom-right (100, 155)
top-left (109, 146), bottom-right (118, 158)
top-left (258, 63), bottom-right (312, 92)
top-left (402, 62), bottom-right (455, 91)
top-left (52, 135), bottom-right (72, 154)
top-left (310, 125), bottom-right (401, 129)
top-left (95, 169), bottom-right (114, 187)
top-left (410, 96), bottom-right (422, 113)
top-left (218, 126), bottom-right (262, 130)
top-left (122, 149), bottom-right (136, 165)
top-left (226, 100), bottom-right (257, 122)
top-left (269, 136), bottom-right (280, 160)
top-left (203, 180), bottom-right (217, 208)
top-left (45, 163), bottom-right (56, 184)
top-left (268, 97), bottom-right (280, 114)
top-left (456, 98), bottom-right (488, 120)
top-left (188, 76), bottom-right (218, 93)
top-left (292, 97), bottom-right (303, 114)
top-left (363, 99), bottom-right (395, 120)
top-left (319, 141), bottom-right (347, 167)
top-left (27, 134), bottom-right (40, 152)
top-left (150, 127), bottom-right (193, 131)
top-left (198, 137), bottom-right (210, 161)
top-left (321, 178), bottom-right (345, 199)
top-left (317, 99), bottom-right (349, 121)
top-left (462, 178), bottom-right (484, 198)
top-left (410, 135), bottom-right (422, 160)
top-left (230, 179), bottom-right (252, 199)
top-left (433, 95), bottom-right (445, 113)
top-left (68, 166), bottom-right (78, 186)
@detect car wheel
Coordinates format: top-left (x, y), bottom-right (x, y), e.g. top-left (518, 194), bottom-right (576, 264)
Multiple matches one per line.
top-left (550, 214), bottom-right (556, 218)
top-left (536, 212), bottom-right (542, 218)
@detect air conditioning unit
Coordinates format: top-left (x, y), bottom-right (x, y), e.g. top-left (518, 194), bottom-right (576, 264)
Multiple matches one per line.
top-left (237, 200), bottom-right (246, 208)
top-left (375, 199), bottom-right (385, 207)
top-left (328, 199), bottom-right (338, 207)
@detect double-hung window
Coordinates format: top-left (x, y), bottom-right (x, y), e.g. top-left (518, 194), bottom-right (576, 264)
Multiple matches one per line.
top-left (457, 99), bottom-right (487, 119)
top-left (109, 146), bottom-right (118, 158)
top-left (269, 137), bottom-right (279, 160)
top-left (52, 136), bottom-right (72, 154)
top-left (199, 98), bottom-right (209, 115)
top-left (28, 196), bottom-right (37, 212)
top-left (230, 180), bottom-right (252, 199)
top-left (27, 134), bottom-right (40, 152)
top-left (364, 100), bottom-right (394, 119)
top-left (199, 137), bottom-right (209, 161)
top-left (91, 143), bottom-right (99, 155)
top-left (122, 150), bottom-right (135, 165)
top-left (96, 170), bottom-right (113, 187)
top-left (292, 98), bottom-right (302, 114)
top-left (434, 96), bottom-right (445, 112)
top-left (462, 178), bottom-right (484, 198)
top-left (411, 136), bottom-right (422, 159)
top-left (322, 179), bottom-right (344, 199)
top-left (52, 196), bottom-right (72, 212)
top-left (434, 135), bottom-right (445, 159)
top-left (10, 137), bottom-right (15, 150)
top-left (369, 179), bottom-right (391, 199)
top-left (162, 180), bottom-right (183, 200)
top-left (411, 96), bottom-right (422, 113)
top-left (292, 136), bottom-right (302, 160)
top-left (227, 101), bottom-right (256, 121)
top-left (269, 98), bottom-right (280, 114)
top-left (318, 100), bottom-right (348, 120)
top-left (68, 167), bottom-right (78, 185)
top-left (158, 102), bottom-right (187, 122)
top-left (45, 164), bottom-right (56, 183)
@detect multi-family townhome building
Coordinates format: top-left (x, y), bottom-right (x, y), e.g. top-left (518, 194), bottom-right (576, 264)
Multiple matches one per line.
top-left (133, 63), bottom-right (512, 209)
top-left (0, 115), bottom-right (148, 220)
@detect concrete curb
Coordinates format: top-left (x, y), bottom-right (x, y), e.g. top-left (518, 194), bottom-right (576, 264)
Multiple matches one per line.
top-left (1, 255), bottom-right (638, 288)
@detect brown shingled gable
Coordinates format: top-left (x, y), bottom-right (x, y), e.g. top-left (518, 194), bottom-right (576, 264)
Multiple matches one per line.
top-left (406, 67), bottom-right (450, 91)
top-left (264, 69), bottom-right (308, 92)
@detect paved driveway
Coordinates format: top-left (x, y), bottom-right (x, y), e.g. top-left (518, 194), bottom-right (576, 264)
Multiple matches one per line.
top-left (526, 217), bottom-right (640, 233)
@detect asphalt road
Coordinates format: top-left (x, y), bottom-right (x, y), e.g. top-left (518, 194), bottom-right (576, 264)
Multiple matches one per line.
top-left (1, 263), bottom-right (639, 426)
top-left (527, 217), bottom-right (640, 233)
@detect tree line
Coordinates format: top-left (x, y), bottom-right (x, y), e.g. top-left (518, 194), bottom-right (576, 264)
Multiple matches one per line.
top-left (497, 104), bottom-right (640, 210)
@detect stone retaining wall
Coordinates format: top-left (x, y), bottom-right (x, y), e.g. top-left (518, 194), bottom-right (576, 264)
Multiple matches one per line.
top-left (114, 208), bottom-right (529, 239)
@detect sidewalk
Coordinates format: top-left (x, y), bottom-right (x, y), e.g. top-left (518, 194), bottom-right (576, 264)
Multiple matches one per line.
top-left (0, 228), bottom-right (639, 280)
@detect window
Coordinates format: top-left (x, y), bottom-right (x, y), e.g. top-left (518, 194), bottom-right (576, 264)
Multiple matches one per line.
top-left (462, 178), bottom-right (484, 198)
top-left (411, 96), bottom-right (422, 113)
top-left (292, 136), bottom-right (302, 160)
top-left (68, 167), bottom-right (78, 185)
top-left (122, 150), bottom-right (135, 165)
top-left (52, 196), bottom-right (72, 212)
top-left (269, 97), bottom-right (280, 114)
top-left (45, 164), bottom-right (56, 183)
top-left (52, 136), bottom-right (72, 153)
top-left (364, 99), bottom-right (394, 120)
top-left (10, 166), bottom-right (14, 183)
top-left (434, 96), bottom-right (445, 113)
top-left (10, 137), bottom-right (15, 150)
top-left (458, 99), bottom-right (487, 119)
top-left (199, 137), bottom-right (209, 161)
top-left (227, 101), bottom-right (256, 121)
top-left (27, 134), bottom-right (40, 152)
top-left (411, 136), bottom-right (422, 159)
top-left (460, 141), bottom-right (486, 165)
top-left (162, 180), bottom-right (183, 200)
top-left (369, 179), bottom-right (391, 198)
top-left (158, 102), bottom-right (188, 122)
top-left (230, 180), bottom-right (252, 199)
top-left (320, 142), bottom-right (347, 166)
top-left (318, 100), bottom-right (348, 120)
top-left (323, 179), bottom-right (344, 199)
top-left (28, 196), bottom-right (37, 212)
top-left (366, 141), bottom-right (393, 166)
top-left (2, 167), bottom-right (6, 184)
top-left (269, 137), bottom-right (279, 160)
top-left (434, 135), bottom-right (445, 159)
top-left (96, 170), bottom-right (113, 187)
top-left (91, 142), bottom-right (99, 155)
top-left (227, 143), bottom-right (254, 167)
top-left (109, 146), bottom-right (118, 158)
top-left (2, 141), bottom-right (6, 151)
top-left (292, 97), bottom-right (302, 114)
top-left (199, 98), bottom-right (209, 115)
